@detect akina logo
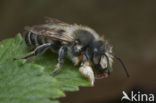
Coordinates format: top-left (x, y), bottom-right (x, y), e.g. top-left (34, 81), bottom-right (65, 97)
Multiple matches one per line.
top-left (121, 91), bottom-right (155, 102)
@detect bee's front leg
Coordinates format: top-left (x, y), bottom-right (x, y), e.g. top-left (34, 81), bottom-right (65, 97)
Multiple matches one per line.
top-left (79, 54), bottom-right (95, 86)
top-left (51, 46), bottom-right (67, 76)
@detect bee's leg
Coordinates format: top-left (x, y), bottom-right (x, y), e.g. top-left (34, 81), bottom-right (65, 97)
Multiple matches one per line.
top-left (79, 54), bottom-right (95, 86)
top-left (74, 55), bottom-right (82, 66)
top-left (51, 46), bottom-right (67, 76)
top-left (81, 54), bottom-right (88, 65)
top-left (13, 43), bottom-right (52, 60)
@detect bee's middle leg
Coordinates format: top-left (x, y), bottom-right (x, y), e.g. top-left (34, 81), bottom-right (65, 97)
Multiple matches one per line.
top-left (51, 46), bottom-right (67, 76)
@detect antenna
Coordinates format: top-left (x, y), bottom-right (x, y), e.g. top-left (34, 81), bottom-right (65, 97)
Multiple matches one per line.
top-left (114, 55), bottom-right (130, 77)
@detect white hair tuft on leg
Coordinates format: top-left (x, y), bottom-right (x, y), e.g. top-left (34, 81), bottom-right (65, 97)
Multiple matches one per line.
top-left (79, 62), bottom-right (95, 86)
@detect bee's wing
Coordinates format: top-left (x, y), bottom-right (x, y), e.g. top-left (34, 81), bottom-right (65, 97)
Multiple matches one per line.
top-left (45, 17), bottom-right (69, 26)
top-left (24, 25), bottom-right (74, 43)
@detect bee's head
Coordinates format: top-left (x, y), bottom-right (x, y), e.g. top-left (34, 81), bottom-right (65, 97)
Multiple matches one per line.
top-left (89, 41), bottom-right (113, 75)
top-left (89, 40), bottom-right (129, 77)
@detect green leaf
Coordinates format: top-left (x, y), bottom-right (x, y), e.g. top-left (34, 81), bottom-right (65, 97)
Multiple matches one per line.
top-left (0, 34), bottom-right (90, 103)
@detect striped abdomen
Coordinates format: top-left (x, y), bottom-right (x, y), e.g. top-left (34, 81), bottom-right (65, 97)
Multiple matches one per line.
top-left (25, 32), bottom-right (44, 47)
top-left (24, 32), bottom-right (61, 50)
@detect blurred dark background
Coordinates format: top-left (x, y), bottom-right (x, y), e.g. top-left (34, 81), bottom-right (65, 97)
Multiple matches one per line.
top-left (0, 0), bottom-right (156, 103)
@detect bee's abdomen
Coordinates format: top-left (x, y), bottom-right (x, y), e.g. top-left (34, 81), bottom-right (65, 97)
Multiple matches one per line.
top-left (24, 32), bottom-right (31, 46)
top-left (24, 32), bottom-right (61, 51)
top-left (24, 32), bottom-right (44, 47)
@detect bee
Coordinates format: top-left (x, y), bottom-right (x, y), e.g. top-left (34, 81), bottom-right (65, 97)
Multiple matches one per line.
top-left (14, 17), bottom-right (129, 86)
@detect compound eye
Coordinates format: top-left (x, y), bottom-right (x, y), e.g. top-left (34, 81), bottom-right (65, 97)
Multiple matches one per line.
top-left (93, 53), bottom-right (101, 65)
top-left (93, 55), bottom-right (100, 65)
top-left (92, 48), bottom-right (100, 65)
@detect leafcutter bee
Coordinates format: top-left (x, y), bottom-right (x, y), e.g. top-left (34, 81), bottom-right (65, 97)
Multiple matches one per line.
top-left (14, 17), bottom-right (129, 86)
